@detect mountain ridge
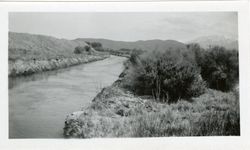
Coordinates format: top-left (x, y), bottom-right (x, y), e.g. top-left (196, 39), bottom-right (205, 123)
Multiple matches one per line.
top-left (9, 32), bottom-right (238, 55)
top-left (75, 38), bottom-right (187, 52)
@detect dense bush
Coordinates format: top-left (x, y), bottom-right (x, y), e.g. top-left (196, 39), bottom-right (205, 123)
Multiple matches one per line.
top-left (125, 49), bottom-right (206, 103)
top-left (84, 41), bottom-right (104, 51)
top-left (187, 44), bottom-right (239, 91)
top-left (74, 45), bottom-right (91, 54)
top-left (90, 42), bottom-right (103, 51)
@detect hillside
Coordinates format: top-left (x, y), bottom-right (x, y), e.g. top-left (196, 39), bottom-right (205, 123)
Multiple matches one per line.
top-left (9, 32), bottom-right (95, 60)
top-left (75, 38), bottom-right (187, 52)
top-left (188, 35), bottom-right (238, 50)
top-left (8, 32), bottom-right (109, 76)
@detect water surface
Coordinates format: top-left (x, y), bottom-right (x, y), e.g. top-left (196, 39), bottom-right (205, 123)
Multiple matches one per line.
top-left (9, 55), bottom-right (126, 138)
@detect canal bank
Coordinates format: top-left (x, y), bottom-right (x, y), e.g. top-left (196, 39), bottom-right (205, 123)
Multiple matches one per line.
top-left (9, 55), bottom-right (127, 138)
top-left (9, 54), bottom-right (110, 77)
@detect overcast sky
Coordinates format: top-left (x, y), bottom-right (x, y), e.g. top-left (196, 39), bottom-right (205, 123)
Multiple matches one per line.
top-left (9, 12), bottom-right (238, 42)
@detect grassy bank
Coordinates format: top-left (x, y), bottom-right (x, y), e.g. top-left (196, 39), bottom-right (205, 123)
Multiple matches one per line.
top-left (9, 54), bottom-right (110, 77)
top-left (64, 82), bottom-right (239, 138)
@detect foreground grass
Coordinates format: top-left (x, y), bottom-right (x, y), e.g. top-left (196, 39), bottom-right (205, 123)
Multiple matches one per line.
top-left (64, 82), bottom-right (240, 138)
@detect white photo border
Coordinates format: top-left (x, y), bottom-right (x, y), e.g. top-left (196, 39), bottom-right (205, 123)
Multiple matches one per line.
top-left (0, 1), bottom-right (249, 150)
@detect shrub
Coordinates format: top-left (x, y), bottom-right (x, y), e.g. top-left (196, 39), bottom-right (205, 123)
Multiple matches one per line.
top-left (91, 42), bottom-right (103, 51)
top-left (191, 45), bottom-right (239, 91)
top-left (126, 49), bottom-right (206, 103)
top-left (85, 42), bottom-right (104, 51)
top-left (74, 45), bottom-right (91, 54)
top-left (90, 42), bottom-right (102, 48)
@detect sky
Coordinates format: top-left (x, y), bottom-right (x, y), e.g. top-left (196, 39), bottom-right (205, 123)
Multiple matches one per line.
top-left (9, 12), bottom-right (238, 42)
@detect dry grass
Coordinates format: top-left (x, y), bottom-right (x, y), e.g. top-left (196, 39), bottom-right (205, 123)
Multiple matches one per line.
top-left (132, 89), bottom-right (240, 137)
top-left (64, 85), bottom-right (240, 138)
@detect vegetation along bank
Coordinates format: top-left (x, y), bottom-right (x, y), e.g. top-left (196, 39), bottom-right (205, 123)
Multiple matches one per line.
top-left (64, 43), bottom-right (239, 138)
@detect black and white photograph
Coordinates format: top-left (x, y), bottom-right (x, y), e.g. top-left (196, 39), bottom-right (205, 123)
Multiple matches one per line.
top-left (8, 11), bottom-right (240, 138)
top-left (0, 1), bottom-right (250, 150)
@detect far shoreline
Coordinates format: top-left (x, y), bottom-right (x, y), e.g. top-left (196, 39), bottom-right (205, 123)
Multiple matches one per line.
top-left (8, 54), bottom-right (110, 77)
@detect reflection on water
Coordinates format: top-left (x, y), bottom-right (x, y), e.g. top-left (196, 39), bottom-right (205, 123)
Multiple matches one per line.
top-left (9, 66), bottom-right (76, 89)
top-left (9, 55), bottom-right (126, 138)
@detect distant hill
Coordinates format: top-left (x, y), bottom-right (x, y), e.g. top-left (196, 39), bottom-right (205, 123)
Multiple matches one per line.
top-left (8, 32), bottom-right (110, 76)
top-left (75, 38), bottom-right (187, 52)
top-left (9, 32), bottom-right (90, 58)
top-left (188, 35), bottom-right (238, 50)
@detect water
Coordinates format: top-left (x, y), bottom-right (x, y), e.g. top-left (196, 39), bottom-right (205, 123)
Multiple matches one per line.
top-left (9, 55), bottom-right (127, 138)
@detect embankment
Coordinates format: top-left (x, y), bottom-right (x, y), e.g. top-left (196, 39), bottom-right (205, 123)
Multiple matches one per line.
top-left (9, 54), bottom-right (110, 77)
top-left (63, 77), bottom-right (240, 138)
